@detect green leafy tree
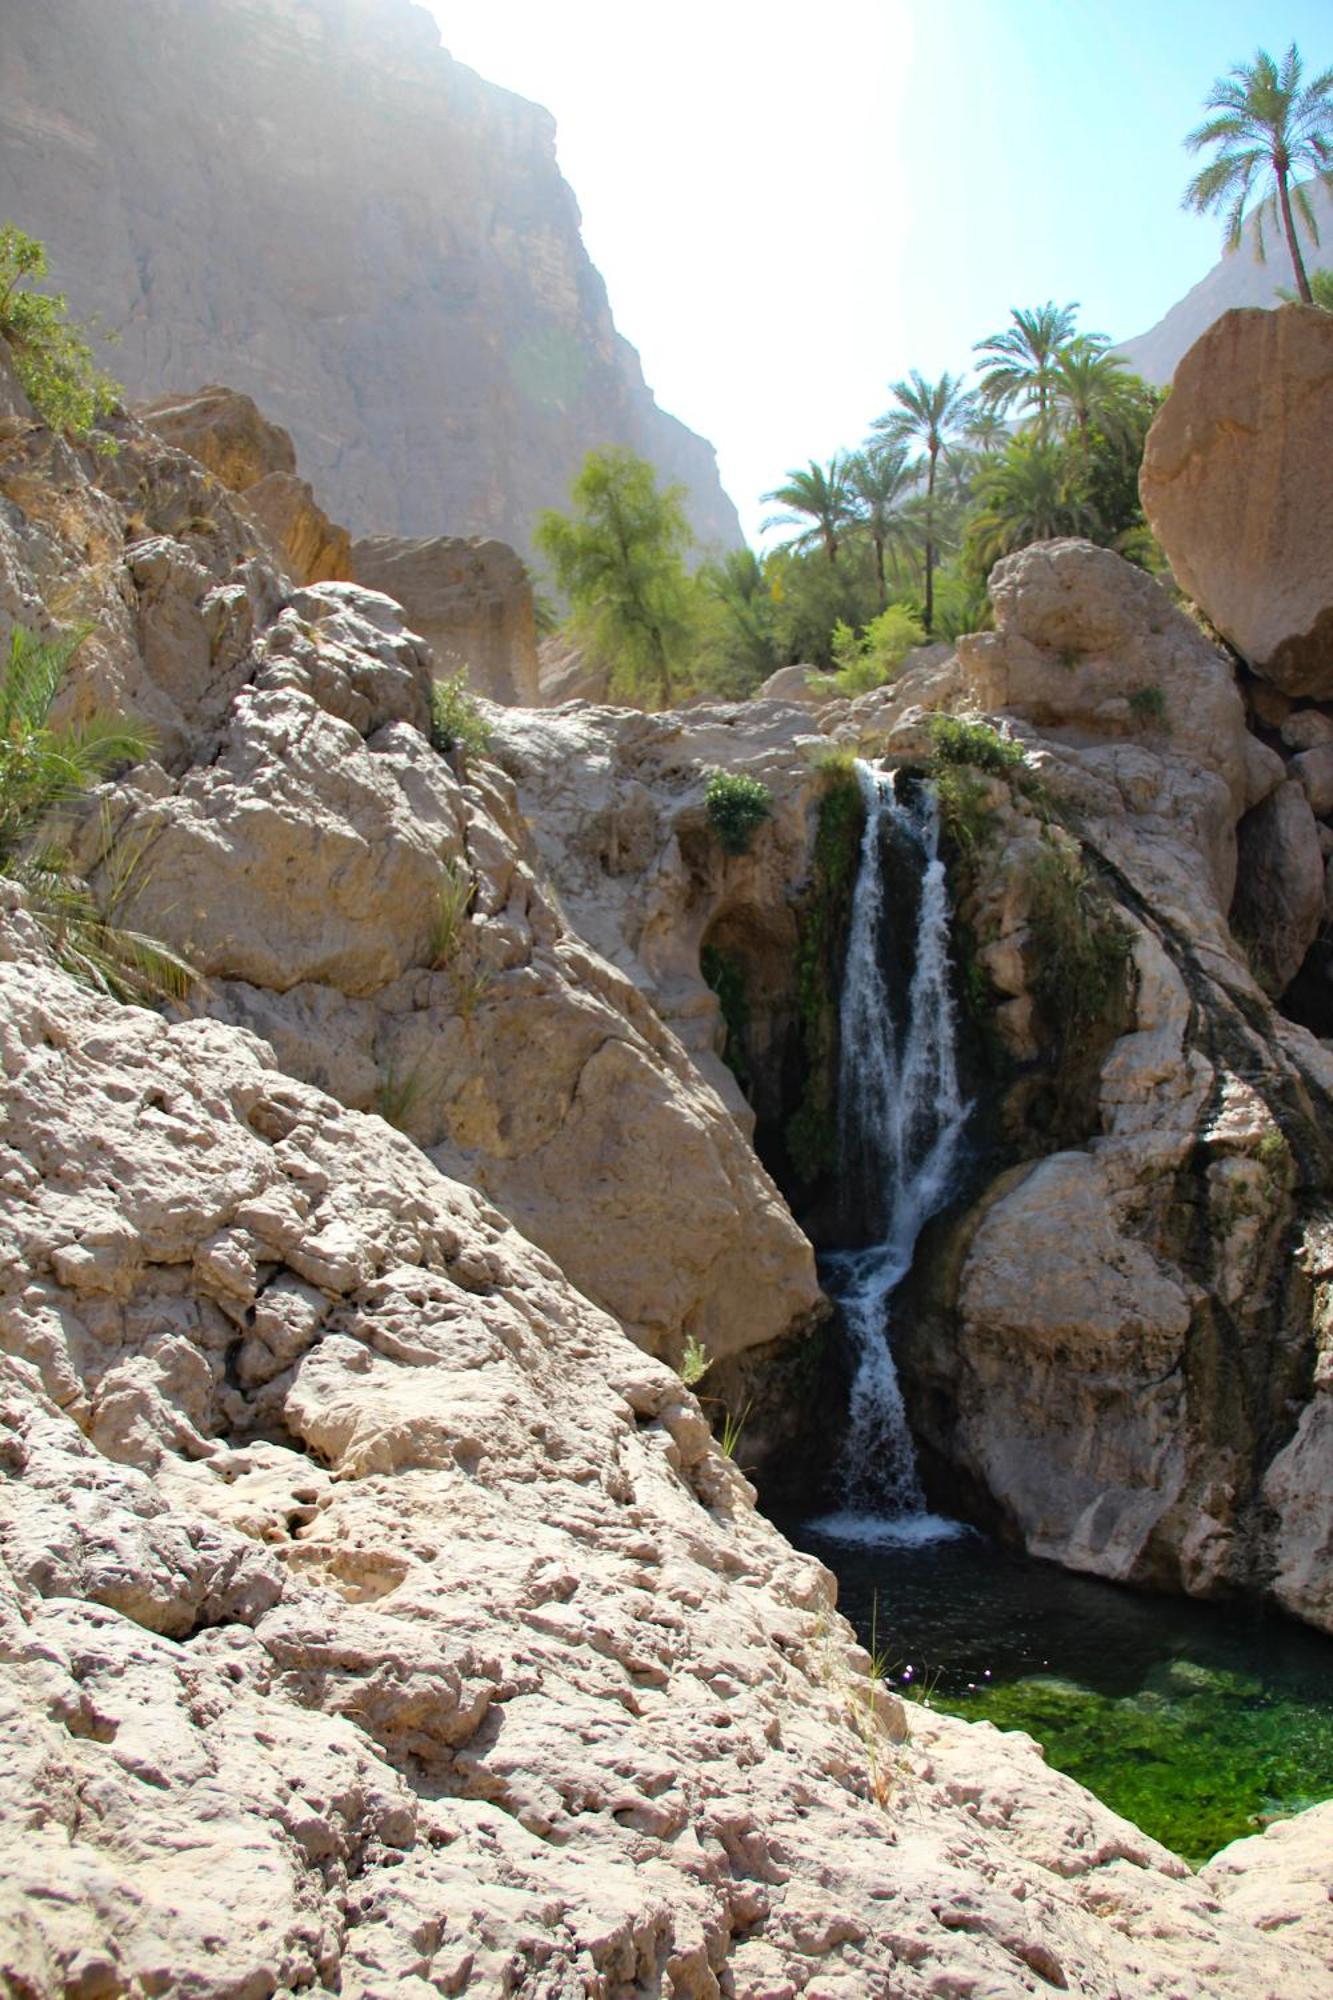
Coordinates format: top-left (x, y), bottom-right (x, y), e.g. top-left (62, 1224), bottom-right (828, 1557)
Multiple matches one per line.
top-left (535, 448), bottom-right (694, 708)
top-left (0, 225), bottom-right (119, 446)
top-left (766, 542), bottom-right (880, 669)
top-left (973, 302), bottom-right (1087, 433)
top-left (872, 370), bottom-right (974, 635)
top-left (843, 445), bottom-right (918, 609)
top-left (1184, 44), bottom-right (1333, 303)
top-left (0, 626), bottom-right (193, 1000)
top-left (761, 457), bottom-right (853, 567)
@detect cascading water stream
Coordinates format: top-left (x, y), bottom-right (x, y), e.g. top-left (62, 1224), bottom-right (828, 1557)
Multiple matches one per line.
top-left (811, 761), bottom-right (971, 1544)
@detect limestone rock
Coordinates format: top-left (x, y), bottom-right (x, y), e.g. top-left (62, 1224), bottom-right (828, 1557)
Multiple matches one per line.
top-left (537, 631), bottom-right (612, 705)
top-left (1232, 778), bottom-right (1326, 995)
top-left (757, 663), bottom-right (822, 702)
top-left (242, 471), bottom-right (353, 585)
top-left (136, 384), bottom-right (298, 488)
top-left (1203, 1801), bottom-right (1333, 1970)
top-left (137, 384), bottom-right (353, 587)
top-left (0, 914), bottom-right (1328, 1998)
top-left (1140, 305), bottom-right (1333, 697)
top-left (959, 538), bottom-right (1276, 821)
top-left (351, 535), bottom-right (539, 705)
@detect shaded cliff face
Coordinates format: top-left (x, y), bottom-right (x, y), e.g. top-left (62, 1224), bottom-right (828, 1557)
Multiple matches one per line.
top-left (0, 0), bottom-right (742, 559)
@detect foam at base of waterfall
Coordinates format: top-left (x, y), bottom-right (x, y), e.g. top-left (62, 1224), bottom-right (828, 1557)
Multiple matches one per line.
top-left (803, 1509), bottom-right (973, 1548)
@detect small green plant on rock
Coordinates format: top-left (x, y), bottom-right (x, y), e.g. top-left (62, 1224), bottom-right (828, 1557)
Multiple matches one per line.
top-left (680, 1334), bottom-right (711, 1387)
top-left (430, 672), bottom-right (491, 762)
top-left (0, 625), bottom-right (194, 1000)
top-left (1128, 683), bottom-right (1169, 728)
top-left (429, 857), bottom-right (474, 968)
top-left (704, 769), bottom-right (773, 855)
top-left (927, 713), bottom-right (1027, 776)
top-left (0, 225), bottom-right (119, 448)
top-left (376, 1059), bottom-right (426, 1133)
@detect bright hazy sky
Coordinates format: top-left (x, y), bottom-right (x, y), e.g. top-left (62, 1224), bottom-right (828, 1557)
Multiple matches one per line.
top-left (430, 1), bottom-right (1332, 544)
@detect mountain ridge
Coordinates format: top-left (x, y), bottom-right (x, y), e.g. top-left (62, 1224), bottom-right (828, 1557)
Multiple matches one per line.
top-left (1120, 178), bottom-right (1333, 383)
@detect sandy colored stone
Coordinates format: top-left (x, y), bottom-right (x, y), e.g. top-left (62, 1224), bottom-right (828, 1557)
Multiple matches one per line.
top-left (136, 383), bottom-right (298, 488)
top-left (1140, 305), bottom-right (1333, 696)
top-left (351, 534), bottom-right (538, 705)
top-left (0, 915), bottom-right (1328, 1999)
top-left (958, 537), bottom-right (1277, 822)
top-left (536, 631), bottom-right (612, 705)
top-left (243, 470), bottom-right (353, 585)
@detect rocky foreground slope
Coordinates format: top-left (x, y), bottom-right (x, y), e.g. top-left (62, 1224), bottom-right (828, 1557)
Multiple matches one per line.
top-left (5, 895), bottom-right (1331, 1997)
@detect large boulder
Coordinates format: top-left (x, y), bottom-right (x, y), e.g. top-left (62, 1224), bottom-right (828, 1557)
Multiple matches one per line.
top-left (1140, 305), bottom-right (1333, 697)
top-left (352, 534), bottom-right (539, 705)
top-left (958, 538), bottom-right (1279, 825)
top-left (137, 385), bottom-right (353, 587)
top-left (136, 384), bottom-right (297, 487)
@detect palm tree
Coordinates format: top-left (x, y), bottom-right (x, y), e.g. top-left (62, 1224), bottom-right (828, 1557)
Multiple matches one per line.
top-left (973, 303), bottom-right (1090, 434)
top-left (872, 372), bottom-right (973, 634)
top-left (843, 445), bottom-right (917, 609)
top-left (964, 406), bottom-right (1009, 454)
top-left (965, 437), bottom-right (1101, 573)
top-left (1184, 44), bottom-right (1333, 303)
top-left (1048, 339), bottom-right (1135, 456)
top-left (761, 457), bottom-right (853, 567)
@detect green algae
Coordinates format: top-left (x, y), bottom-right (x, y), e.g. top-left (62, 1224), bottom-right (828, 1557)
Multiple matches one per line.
top-left (794, 1523), bottom-right (1333, 1868)
top-left (946, 1662), bottom-right (1333, 1865)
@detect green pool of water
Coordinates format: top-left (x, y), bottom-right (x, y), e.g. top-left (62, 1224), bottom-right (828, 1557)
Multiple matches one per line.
top-left (792, 1519), bottom-right (1333, 1865)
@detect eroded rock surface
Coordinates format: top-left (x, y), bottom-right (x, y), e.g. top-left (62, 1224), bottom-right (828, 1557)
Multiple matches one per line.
top-left (0, 359), bottom-right (817, 1371)
top-left (0, 901), bottom-right (1329, 1998)
top-left (138, 384), bottom-right (354, 586)
top-left (351, 535), bottom-right (539, 705)
top-left (1140, 305), bottom-right (1333, 697)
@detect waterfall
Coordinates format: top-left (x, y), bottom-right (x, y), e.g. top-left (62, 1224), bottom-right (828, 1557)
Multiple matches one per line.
top-left (811, 762), bottom-right (971, 1545)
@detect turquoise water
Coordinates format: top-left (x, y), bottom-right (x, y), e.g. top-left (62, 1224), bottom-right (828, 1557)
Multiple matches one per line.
top-left (793, 1518), bottom-right (1333, 1865)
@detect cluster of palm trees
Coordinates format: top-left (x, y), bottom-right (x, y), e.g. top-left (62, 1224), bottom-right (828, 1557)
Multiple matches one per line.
top-left (762, 302), bottom-right (1153, 636)
top-left (763, 38), bottom-right (1333, 649)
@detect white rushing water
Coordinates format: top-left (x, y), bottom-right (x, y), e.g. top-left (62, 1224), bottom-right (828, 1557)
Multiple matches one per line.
top-left (809, 762), bottom-right (972, 1547)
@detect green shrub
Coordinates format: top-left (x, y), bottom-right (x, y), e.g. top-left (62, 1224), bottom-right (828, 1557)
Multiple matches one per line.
top-left (933, 763), bottom-right (1000, 857)
top-left (0, 225), bottom-right (119, 447)
top-left (705, 769), bottom-right (773, 855)
top-left (927, 713), bottom-right (1027, 775)
top-left (814, 604), bottom-right (927, 697)
top-left (1128, 683), bottom-right (1168, 727)
top-left (429, 672), bottom-right (491, 761)
top-left (0, 625), bottom-right (194, 1000)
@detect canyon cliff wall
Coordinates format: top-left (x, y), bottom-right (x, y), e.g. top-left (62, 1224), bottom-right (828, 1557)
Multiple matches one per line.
top-left (0, 0), bottom-right (742, 560)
